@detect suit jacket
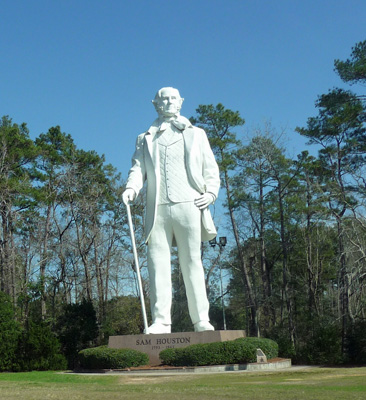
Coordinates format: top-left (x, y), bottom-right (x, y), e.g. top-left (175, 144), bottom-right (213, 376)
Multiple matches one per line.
top-left (126, 116), bottom-right (220, 243)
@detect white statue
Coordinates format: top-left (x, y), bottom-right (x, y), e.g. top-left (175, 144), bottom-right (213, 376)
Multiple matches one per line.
top-left (122, 87), bottom-right (220, 334)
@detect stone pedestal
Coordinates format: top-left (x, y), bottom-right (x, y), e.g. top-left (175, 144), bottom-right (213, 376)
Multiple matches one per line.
top-left (109, 330), bottom-right (246, 366)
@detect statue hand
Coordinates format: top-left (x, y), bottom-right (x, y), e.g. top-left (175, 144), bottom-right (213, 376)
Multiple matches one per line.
top-left (122, 188), bottom-right (136, 205)
top-left (194, 193), bottom-right (215, 210)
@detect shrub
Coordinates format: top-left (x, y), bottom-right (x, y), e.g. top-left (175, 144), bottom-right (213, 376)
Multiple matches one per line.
top-left (16, 321), bottom-right (67, 371)
top-left (159, 337), bottom-right (278, 367)
top-left (295, 321), bottom-right (343, 365)
top-left (346, 319), bottom-right (366, 364)
top-left (78, 346), bottom-right (149, 369)
top-left (56, 300), bottom-right (99, 369)
top-left (265, 325), bottom-right (296, 359)
top-left (0, 292), bottom-right (22, 371)
top-left (235, 337), bottom-right (279, 360)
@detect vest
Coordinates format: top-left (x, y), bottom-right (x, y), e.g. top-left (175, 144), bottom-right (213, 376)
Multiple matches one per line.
top-left (157, 126), bottom-right (199, 204)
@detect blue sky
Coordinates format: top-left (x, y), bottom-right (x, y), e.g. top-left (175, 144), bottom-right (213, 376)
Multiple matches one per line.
top-left (1, 0), bottom-right (365, 177)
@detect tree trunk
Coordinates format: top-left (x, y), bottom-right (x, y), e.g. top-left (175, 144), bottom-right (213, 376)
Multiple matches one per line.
top-left (277, 182), bottom-right (296, 349)
top-left (39, 203), bottom-right (52, 319)
top-left (223, 167), bottom-right (259, 337)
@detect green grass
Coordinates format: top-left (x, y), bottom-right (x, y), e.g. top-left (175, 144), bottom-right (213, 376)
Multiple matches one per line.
top-left (0, 367), bottom-right (365, 399)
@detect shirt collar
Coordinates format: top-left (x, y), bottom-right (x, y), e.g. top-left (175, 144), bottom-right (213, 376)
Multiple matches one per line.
top-left (147, 115), bottom-right (193, 135)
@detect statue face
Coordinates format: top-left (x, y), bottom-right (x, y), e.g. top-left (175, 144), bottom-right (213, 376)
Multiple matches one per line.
top-left (155, 88), bottom-right (183, 117)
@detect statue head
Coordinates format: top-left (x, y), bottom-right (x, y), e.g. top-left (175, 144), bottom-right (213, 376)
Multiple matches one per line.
top-left (152, 87), bottom-right (184, 118)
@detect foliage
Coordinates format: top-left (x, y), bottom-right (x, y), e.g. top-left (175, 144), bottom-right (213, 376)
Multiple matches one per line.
top-left (55, 300), bottom-right (99, 369)
top-left (15, 321), bottom-right (67, 371)
top-left (334, 40), bottom-right (366, 85)
top-left (296, 85), bottom-right (366, 354)
top-left (159, 337), bottom-right (278, 367)
top-left (346, 319), bottom-right (366, 364)
top-left (190, 103), bottom-right (245, 174)
top-left (295, 319), bottom-right (343, 365)
top-left (0, 292), bottom-right (22, 371)
top-left (0, 39), bottom-right (366, 370)
top-left (0, 117), bottom-right (38, 306)
top-left (191, 103), bottom-right (264, 338)
top-left (101, 296), bottom-right (145, 339)
top-left (266, 324), bottom-right (296, 359)
top-left (78, 346), bottom-right (148, 369)
top-left (0, 292), bottom-right (66, 372)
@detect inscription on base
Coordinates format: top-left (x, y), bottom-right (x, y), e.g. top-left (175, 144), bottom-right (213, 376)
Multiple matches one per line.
top-left (109, 330), bottom-right (246, 365)
top-left (135, 336), bottom-right (190, 349)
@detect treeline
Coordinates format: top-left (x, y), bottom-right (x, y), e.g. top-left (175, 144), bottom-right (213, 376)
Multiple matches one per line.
top-left (0, 40), bottom-right (365, 369)
top-left (197, 40), bottom-right (366, 364)
top-left (0, 120), bottom-right (144, 321)
top-left (0, 119), bottom-right (147, 369)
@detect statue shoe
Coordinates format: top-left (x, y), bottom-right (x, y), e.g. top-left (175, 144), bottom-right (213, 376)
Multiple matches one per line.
top-left (146, 322), bottom-right (171, 334)
top-left (194, 321), bottom-right (215, 332)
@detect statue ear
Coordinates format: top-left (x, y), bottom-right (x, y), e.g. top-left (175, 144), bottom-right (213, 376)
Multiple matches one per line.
top-left (152, 99), bottom-right (159, 112)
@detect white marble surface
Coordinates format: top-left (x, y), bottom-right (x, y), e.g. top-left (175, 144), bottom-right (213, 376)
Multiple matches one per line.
top-left (123, 88), bottom-right (220, 334)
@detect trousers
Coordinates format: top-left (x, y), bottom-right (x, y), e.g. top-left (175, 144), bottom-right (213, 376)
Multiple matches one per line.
top-left (147, 202), bottom-right (210, 325)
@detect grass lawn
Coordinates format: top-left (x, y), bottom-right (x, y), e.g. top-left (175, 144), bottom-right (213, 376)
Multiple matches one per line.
top-left (0, 367), bottom-right (365, 400)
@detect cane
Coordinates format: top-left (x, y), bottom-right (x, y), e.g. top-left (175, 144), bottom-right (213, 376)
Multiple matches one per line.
top-left (126, 203), bottom-right (149, 334)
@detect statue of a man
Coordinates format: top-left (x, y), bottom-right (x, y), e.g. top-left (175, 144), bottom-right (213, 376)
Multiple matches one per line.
top-left (122, 87), bottom-right (220, 334)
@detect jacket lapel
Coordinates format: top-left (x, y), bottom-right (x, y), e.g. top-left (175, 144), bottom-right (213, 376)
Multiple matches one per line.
top-left (145, 132), bottom-right (154, 160)
top-left (182, 126), bottom-right (195, 159)
top-left (145, 128), bottom-right (159, 161)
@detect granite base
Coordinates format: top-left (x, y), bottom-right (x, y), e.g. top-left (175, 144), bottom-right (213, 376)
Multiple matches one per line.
top-left (108, 330), bottom-right (246, 365)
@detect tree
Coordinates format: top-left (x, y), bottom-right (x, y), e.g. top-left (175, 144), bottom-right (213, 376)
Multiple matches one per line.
top-left (56, 299), bottom-right (98, 368)
top-left (189, 104), bottom-right (264, 335)
top-left (334, 40), bottom-right (366, 87)
top-left (101, 295), bottom-right (144, 338)
top-left (233, 131), bottom-right (284, 330)
top-left (0, 117), bottom-right (37, 304)
top-left (294, 151), bottom-right (331, 317)
top-left (297, 88), bottom-right (366, 352)
top-left (233, 130), bottom-right (302, 347)
top-left (34, 126), bottom-right (76, 319)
